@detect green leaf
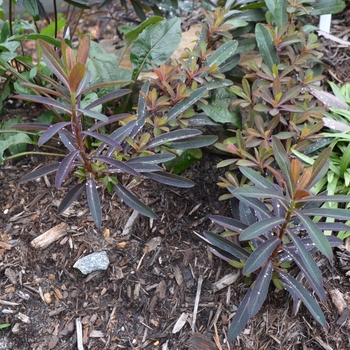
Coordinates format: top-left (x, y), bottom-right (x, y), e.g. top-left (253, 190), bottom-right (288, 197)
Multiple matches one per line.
top-left (203, 231), bottom-right (250, 261)
top-left (40, 19), bottom-right (67, 37)
top-left (272, 136), bottom-right (294, 196)
top-left (63, 0), bottom-right (91, 9)
top-left (168, 88), bottom-right (207, 122)
top-left (249, 261), bottom-right (273, 317)
top-left (198, 87), bottom-right (241, 126)
top-left (0, 323), bottom-right (11, 329)
top-left (274, 0), bottom-right (287, 29)
top-left (130, 18), bottom-right (182, 79)
top-left (243, 237), bottom-right (280, 275)
top-left (240, 217), bottom-right (286, 241)
top-left (12, 34), bottom-right (61, 48)
top-left (310, 0), bottom-right (345, 15)
top-left (86, 41), bottom-right (132, 92)
top-left (22, 0), bottom-right (40, 20)
top-left (255, 23), bottom-right (279, 69)
top-left (113, 183), bottom-right (157, 219)
top-left (238, 166), bottom-right (278, 191)
top-left (125, 16), bottom-right (164, 45)
top-left (205, 40), bottom-right (238, 67)
top-left (0, 133), bottom-right (33, 164)
top-left (294, 211), bottom-right (333, 260)
top-left (280, 271), bottom-right (327, 327)
top-left (165, 148), bottom-right (202, 174)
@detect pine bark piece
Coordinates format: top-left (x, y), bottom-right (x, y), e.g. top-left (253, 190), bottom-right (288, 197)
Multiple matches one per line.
top-left (31, 222), bottom-right (69, 250)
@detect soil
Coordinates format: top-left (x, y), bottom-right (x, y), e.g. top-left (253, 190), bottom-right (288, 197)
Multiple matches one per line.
top-left (1, 4), bottom-right (350, 350)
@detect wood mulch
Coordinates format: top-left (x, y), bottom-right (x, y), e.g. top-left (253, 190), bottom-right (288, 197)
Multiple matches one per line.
top-left (1, 3), bottom-right (350, 350)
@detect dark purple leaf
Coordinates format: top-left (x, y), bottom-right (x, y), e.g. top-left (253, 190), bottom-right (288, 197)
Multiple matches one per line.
top-left (15, 95), bottom-right (71, 113)
top-left (75, 70), bottom-right (91, 97)
top-left (239, 166), bottom-right (279, 191)
top-left (55, 150), bottom-right (80, 188)
top-left (77, 108), bottom-right (108, 122)
top-left (58, 182), bottom-right (85, 214)
top-left (272, 136), bottom-right (294, 196)
top-left (125, 163), bottom-right (162, 172)
top-left (38, 122), bottom-right (71, 146)
top-left (137, 80), bottom-right (150, 122)
top-left (286, 229), bottom-right (325, 299)
top-left (243, 237), bottom-right (280, 275)
top-left (315, 222), bottom-right (350, 231)
top-left (86, 178), bottom-right (102, 227)
top-left (93, 156), bottom-right (139, 177)
top-left (146, 129), bottom-right (202, 149)
top-left (203, 231), bottom-right (250, 261)
top-left (249, 261), bottom-right (273, 317)
top-left (283, 246), bottom-right (326, 302)
top-left (83, 131), bottom-right (122, 150)
top-left (294, 211), bottom-right (332, 260)
top-left (209, 215), bottom-right (248, 232)
top-left (239, 201), bottom-right (256, 225)
top-left (279, 270), bottom-right (327, 327)
top-left (169, 135), bottom-right (218, 149)
top-left (240, 217), bottom-right (285, 241)
top-left (167, 87), bottom-right (207, 122)
top-left (19, 163), bottom-right (59, 183)
top-left (227, 289), bottom-right (252, 341)
top-left (144, 171), bottom-right (194, 188)
top-left (302, 208), bottom-right (350, 221)
top-left (88, 114), bottom-right (131, 132)
top-left (126, 154), bottom-right (176, 164)
top-left (59, 132), bottom-right (77, 152)
top-left (84, 89), bottom-right (131, 110)
top-left (113, 183), bottom-right (156, 218)
top-left (11, 123), bottom-right (50, 131)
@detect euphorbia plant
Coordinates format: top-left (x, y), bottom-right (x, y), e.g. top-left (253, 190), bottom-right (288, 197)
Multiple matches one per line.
top-left (197, 137), bottom-right (350, 341)
top-left (8, 36), bottom-right (215, 227)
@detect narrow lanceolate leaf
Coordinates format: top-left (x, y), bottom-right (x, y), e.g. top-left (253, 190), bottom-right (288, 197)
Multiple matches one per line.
top-left (76, 70), bottom-right (92, 97)
top-left (167, 88), bottom-right (207, 122)
top-left (55, 150), bottom-right (80, 188)
top-left (58, 182), bottom-right (85, 214)
top-left (146, 129), bottom-right (202, 149)
top-left (203, 231), bottom-right (250, 261)
top-left (126, 154), bottom-right (176, 164)
top-left (83, 131), bottom-right (122, 150)
top-left (307, 147), bottom-right (331, 189)
top-left (298, 194), bottom-right (350, 204)
top-left (10, 123), bottom-right (50, 131)
top-left (232, 186), bottom-right (289, 207)
top-left (249, 261), bottom-right (273, 318)
top-left (243, 237), bottom-right (281, 275)
top-left (255, 23), bottom-right (279, 69)
top-left (125, 163), bottom-right (162, 173)
top-left (93, 156), bottom-right (139, 177)
top-left (86, 178), bottom-right (102, 227)
top-left (283, 246), bottom-right (326, 303)
top-left (287, 229), bottom-right (324, 300)
top-left (59, 132), bottom-right (77, 152)
top-left (69, 63), bottom-right (86, 93)
top-left (227, 290), bottom-right (252, 341)
top-left (205, 40), bottom-right (238, 67)
top-left (239, 166), bottom-right (277, 191)
top-left (15, 95), bottom-right (72, 114)
top-left (316, 222), bottom-right (350, 232)
top-left (38, 122), bottom-right (71, 146)
top-left (272, 136), bottom-right (294, 196)
top-left (209, 215), bottom-right (248, 233)
top-left (137, 80), bottom-right (150, 122)
top-left (77, 108), bottom-right (108, 122)
top-left (302, 208), bottom-right (350, 221)
top-left (169, 135), bottom-right (218, 149)
top-left (89, 114), bottom-right (131, 132)
top-left (231, 191), bottom-right (273, 219)
top-left (144, 172), bottom-right (194, 188)
top-left (84, 89), bottom-right (131, 110)
top-left (113, 183), bottom-right (156, 219)
top-left (294, 211), bottom-right (332, 260)
top-left (19, 163), bottom-right (59, 183)
top-left (240, 217), bottom-right (286, 241)
top-left (279, 271), bottom-right (327, 327)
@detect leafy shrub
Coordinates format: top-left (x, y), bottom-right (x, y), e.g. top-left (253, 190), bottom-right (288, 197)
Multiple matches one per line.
top-left (4, 35), bottom-right (215, 227)
top-left (196, 138), bottom-right (350, 340)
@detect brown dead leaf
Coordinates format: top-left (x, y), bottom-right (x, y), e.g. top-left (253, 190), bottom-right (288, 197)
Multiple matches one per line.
top-left (188, 333), bottom-right (217, 350)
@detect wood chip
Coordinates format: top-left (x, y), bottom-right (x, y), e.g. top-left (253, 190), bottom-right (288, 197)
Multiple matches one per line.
top-left (172, 312), bottom-right (188, 334)
top-left (212, 271), bottom-right (240, 292)
top-left (329, 289), bottom-right (347, 315)
top-left (187, 333), bottom-right (217, 350)
top-left (76, 318), bottom-right (84, 350)
top-left (192, 275), bottom-right (203, 332)
top-left (90, 330), bottom-right (105, 338)
top-left (31, 222), bottom-right (69, 250)
top-left (5, 268), bottom-right (17, 285)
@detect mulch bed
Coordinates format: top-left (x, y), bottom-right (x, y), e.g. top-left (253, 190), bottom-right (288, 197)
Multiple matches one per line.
top-left (1, 3), bottom-right (350, 350)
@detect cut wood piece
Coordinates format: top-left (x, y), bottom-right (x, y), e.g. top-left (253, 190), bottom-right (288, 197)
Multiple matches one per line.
top-left (329, 289), bottom-right (347, 315)
top-left (31, 222), bottom-right (69, 250)
top-left (212, 271), bottom-right (240, 292)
